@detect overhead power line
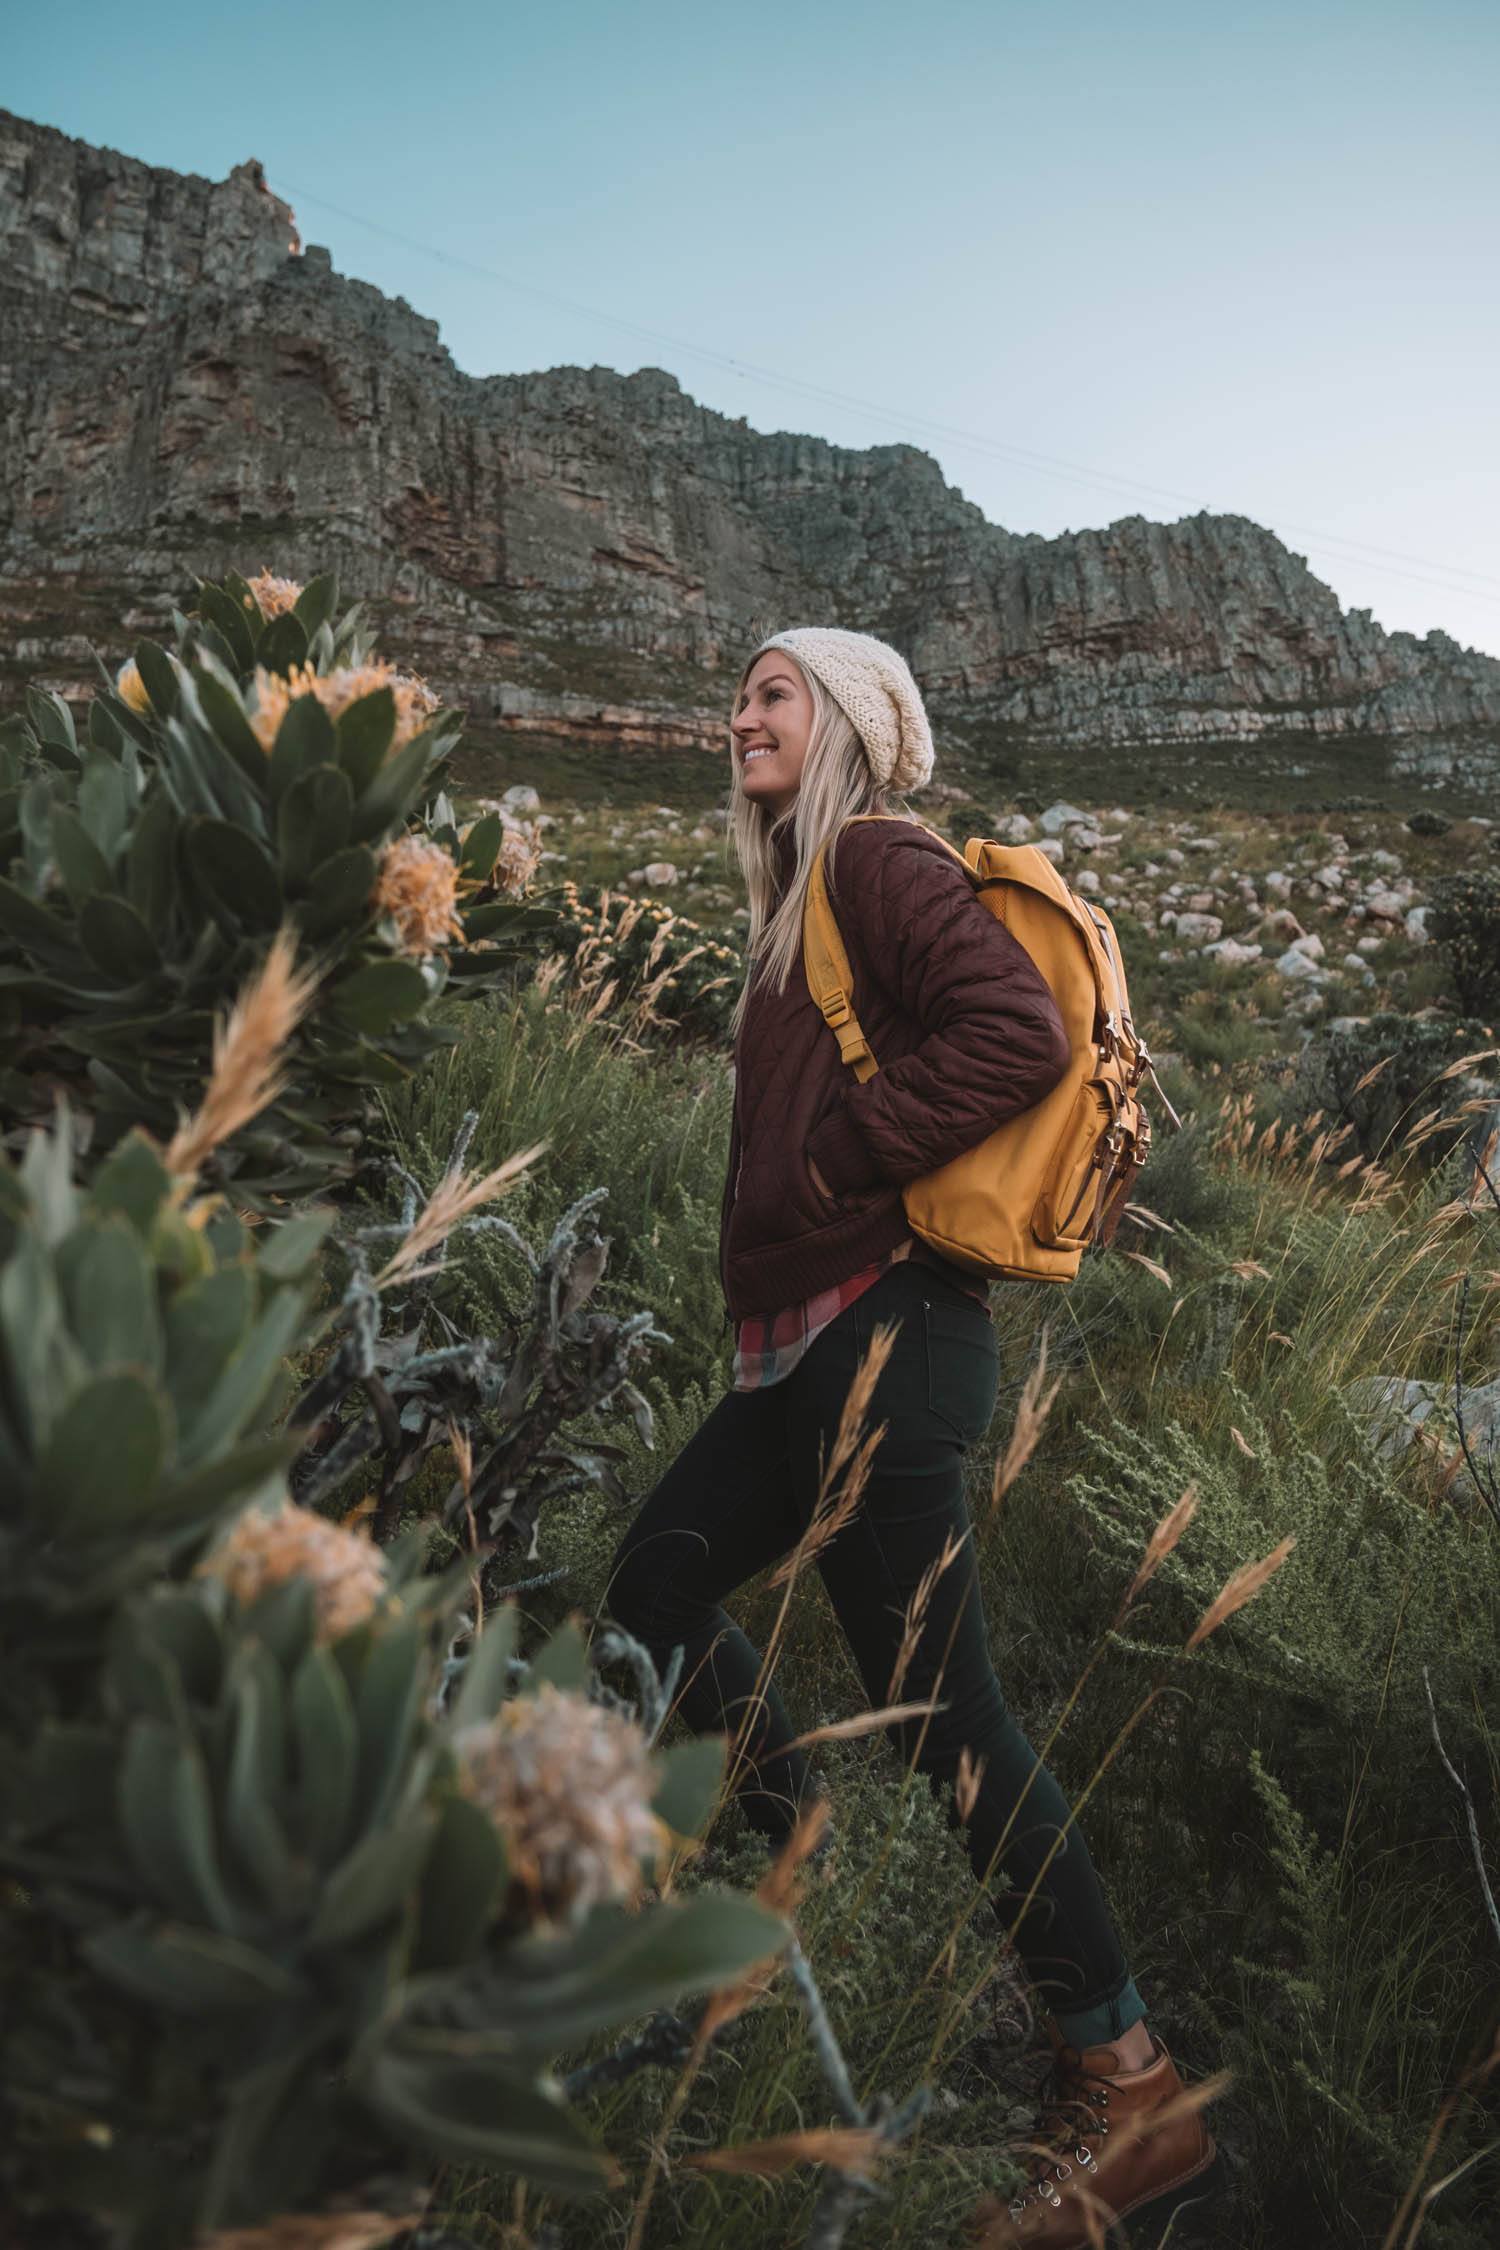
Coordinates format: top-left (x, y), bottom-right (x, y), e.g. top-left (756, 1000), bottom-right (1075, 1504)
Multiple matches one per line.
top-left (277, 177), bottom-right (1499, 624)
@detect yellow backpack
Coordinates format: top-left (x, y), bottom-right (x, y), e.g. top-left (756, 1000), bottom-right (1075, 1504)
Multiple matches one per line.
top-left (801, 812), bottom-right (1178, 1283)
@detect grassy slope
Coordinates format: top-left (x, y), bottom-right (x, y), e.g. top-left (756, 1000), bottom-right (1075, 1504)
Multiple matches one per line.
top-left (374, 767), bottom-right (1499, 2247)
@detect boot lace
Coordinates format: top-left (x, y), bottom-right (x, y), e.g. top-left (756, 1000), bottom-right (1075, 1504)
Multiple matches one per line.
top-left (1008, 2048), bottom-right (1113, 2219)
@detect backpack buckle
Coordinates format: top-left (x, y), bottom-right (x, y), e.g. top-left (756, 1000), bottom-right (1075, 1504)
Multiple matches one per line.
top-left (820, 992), bottom-right (852, 1029)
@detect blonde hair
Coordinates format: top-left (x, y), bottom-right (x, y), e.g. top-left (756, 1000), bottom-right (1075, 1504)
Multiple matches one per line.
top-left (723, 636), bottom-right (928, 1046)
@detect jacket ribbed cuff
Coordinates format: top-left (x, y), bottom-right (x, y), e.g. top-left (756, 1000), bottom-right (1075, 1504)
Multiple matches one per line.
top-left (807, 1099), bottom-right (883, 1196)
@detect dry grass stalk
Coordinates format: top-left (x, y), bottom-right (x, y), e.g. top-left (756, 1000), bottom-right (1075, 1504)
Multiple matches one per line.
top-left (756, 1793), bottom-right (831, 1921)
top-left (954, 1743), bottom-right (987, 1821)
top-left (1228, 1258), bottom-right (1272, 1280)
top-left (1120, 1483), bottom-right (1199, 1613)
top-left (1352, 1052), bottom-right (1396, 1094)
top-left (783, 1699), bottom-right (943, 1754)
top-left (989, 1323), bottom-right (1063, 1513)
top-left (164, 927), bottom-right (321, 1185)
top-left (198, 2211), bottom-right (419, 2250)
top-left (1120, 1250), bottom-right (1172, 1287)
top-left (681, 2126), bottom-right (886, 2178)
top-left (1184, 1534), bottom-right (1296, 1651)
top-left (372, 1141), bottom-right (549, 1288)
top-left (1435, 1046), bottom-right (1500, 1082)
top-left (1230, 1425), bottom-right (1258, 1458)
top-left (531, 951), bottom-right (568, 1000)
top-left (765, 1321), bottom-right (898, 1588)
top-left (1122, 1201), bottom-right (1177, 1233)
top-left (887, 1527), bottom-right (966, 1697)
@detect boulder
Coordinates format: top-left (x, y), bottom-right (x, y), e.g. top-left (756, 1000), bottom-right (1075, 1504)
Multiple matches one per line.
top-left (1274, 945), bottom-right (1326, 980)
top-left (1342, 1373), bottom-right (1499, 1506)
top-left (1040, 800), bottom-right (1089, 836)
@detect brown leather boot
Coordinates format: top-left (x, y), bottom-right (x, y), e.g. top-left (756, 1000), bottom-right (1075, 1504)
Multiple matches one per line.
top-left (966, 2020), bottom-right (1225, 2247)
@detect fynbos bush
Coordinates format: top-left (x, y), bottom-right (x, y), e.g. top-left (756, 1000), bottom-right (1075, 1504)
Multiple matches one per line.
top-left (0, 1105), bottom-right (787, 2246)
top-left (0, 570), bottom-right (556, 1199)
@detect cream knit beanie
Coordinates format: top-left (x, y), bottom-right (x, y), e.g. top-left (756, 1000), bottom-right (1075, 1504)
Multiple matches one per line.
top-left (745, 626), bottom-right (935, 792)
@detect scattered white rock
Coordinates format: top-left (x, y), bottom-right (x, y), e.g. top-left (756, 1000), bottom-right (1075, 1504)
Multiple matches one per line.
top-left (642, 860), bottom-right (680, 887)
top-left (1175, 911), bottom-right (1224, 943)
top-left (1287, 932), bottom-right (1325, 961)
top-left (998, 812), bottom-right (1036, 841)
top-left (501, 784), bottom-right (542, 814)
top-left (1404, 905), bottom-right (1430, 942)
top-left (1041, 800), bottom-right (1088, 836)
top-left (1274, 945), bottom-right (1326, 981)
top-left (1066, 824), bottom-right (1104, 850)
top-left (1074, 869), bottom-right (1101, 894)
top-left (1203, 938), bottom-right (1263, 966)
top-left (1036, 837), bottom-right (1066, 865)
top-left (1264, 870), bottom-right (1293, 899)
top-left (1355, 934), bottom-right (1383, 954)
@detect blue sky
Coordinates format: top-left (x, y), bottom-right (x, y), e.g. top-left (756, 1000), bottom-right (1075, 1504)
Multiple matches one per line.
top-left (9, 0), bottom-right (1498, 653)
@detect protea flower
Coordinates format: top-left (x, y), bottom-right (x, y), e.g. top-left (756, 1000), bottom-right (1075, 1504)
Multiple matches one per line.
top-left (493, 822), bottom-right (543, 897)
top-left (456, 1681), bottom-right (671, 1926)
top-left (196, 1498), bottom-right (389, 1643)
top-left (371, 835), bottom-right (466, 957)
top-left (248, 660), bottom-right (442, 755)
top-left (245, 568), bottom-right (304, 619)
top-left (115, 659), bottom-right (152, 714)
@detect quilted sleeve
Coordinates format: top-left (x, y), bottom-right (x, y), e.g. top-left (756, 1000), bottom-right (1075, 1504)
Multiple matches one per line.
top-left (804, 824), bottom-right (1072, 1195)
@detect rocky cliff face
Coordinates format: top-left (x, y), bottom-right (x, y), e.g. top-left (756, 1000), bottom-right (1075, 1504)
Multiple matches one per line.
top-left (4, 109), bottom-right (1497, 789)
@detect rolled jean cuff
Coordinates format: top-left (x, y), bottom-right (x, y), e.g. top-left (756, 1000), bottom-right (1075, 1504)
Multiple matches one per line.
top-left (1051, 1973), bottom-right (1147, 2052)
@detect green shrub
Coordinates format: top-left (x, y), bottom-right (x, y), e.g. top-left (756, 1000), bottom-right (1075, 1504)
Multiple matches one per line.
top-left (1287, 1009), bottom-right (1498, 1168)
top-left (1429, 868), bottom-right (1500, 1017)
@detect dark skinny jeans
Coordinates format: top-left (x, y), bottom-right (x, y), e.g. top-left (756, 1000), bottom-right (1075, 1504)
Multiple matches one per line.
top-left (604, 1254), bottom-right (1145, 2046)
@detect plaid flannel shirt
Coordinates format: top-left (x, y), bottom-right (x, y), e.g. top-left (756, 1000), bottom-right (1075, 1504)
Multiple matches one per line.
top-left (732, 1239), bottom-right (916, 1391)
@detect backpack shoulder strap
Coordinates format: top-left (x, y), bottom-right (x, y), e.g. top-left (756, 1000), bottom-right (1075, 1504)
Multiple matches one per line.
top-left (803, 813), bottom-right (980, 1082)
top-left (803, 815), bottom-right (883, 1081)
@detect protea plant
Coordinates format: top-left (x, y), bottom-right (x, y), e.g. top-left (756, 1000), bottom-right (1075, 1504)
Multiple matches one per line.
top-left (0, 569), bottom-right (557, 1201)
top-left (1, 1562), bottom-right (782, 2244)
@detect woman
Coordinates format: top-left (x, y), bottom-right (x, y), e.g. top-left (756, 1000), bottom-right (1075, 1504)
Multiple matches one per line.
top-left (604, 627), bottom-right (1223, 2247)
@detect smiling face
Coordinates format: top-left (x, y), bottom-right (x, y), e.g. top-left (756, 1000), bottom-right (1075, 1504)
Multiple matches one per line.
top-left (731, 650), bottom-right (815, 819)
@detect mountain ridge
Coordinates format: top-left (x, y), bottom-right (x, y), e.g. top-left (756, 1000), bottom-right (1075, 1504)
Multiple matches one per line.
top-left (3, 108), bottom-right (1496, 794)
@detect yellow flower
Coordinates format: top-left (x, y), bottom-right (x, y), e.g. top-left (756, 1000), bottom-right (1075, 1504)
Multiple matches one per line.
top-left (245, 568), bottom-right (304, 619)
top-left (247, 660), bottom-right (443, 756)
top-left (115, 659), bottom-right (152, 715)
top-left (456, 1680), bottom-right (670, 1928)
top-left (371, 835), bottom-right (466, 958)
top-left (196, 1499), bottom-right (388, 1643)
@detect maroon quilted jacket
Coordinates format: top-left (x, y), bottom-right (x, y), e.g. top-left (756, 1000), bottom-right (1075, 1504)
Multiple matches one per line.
top-left (718, 815), bottom-right (1072, 1323)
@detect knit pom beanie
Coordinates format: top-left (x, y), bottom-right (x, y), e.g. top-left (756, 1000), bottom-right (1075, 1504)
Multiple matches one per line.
top-left (744, 626), bottom-right (935, 792)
